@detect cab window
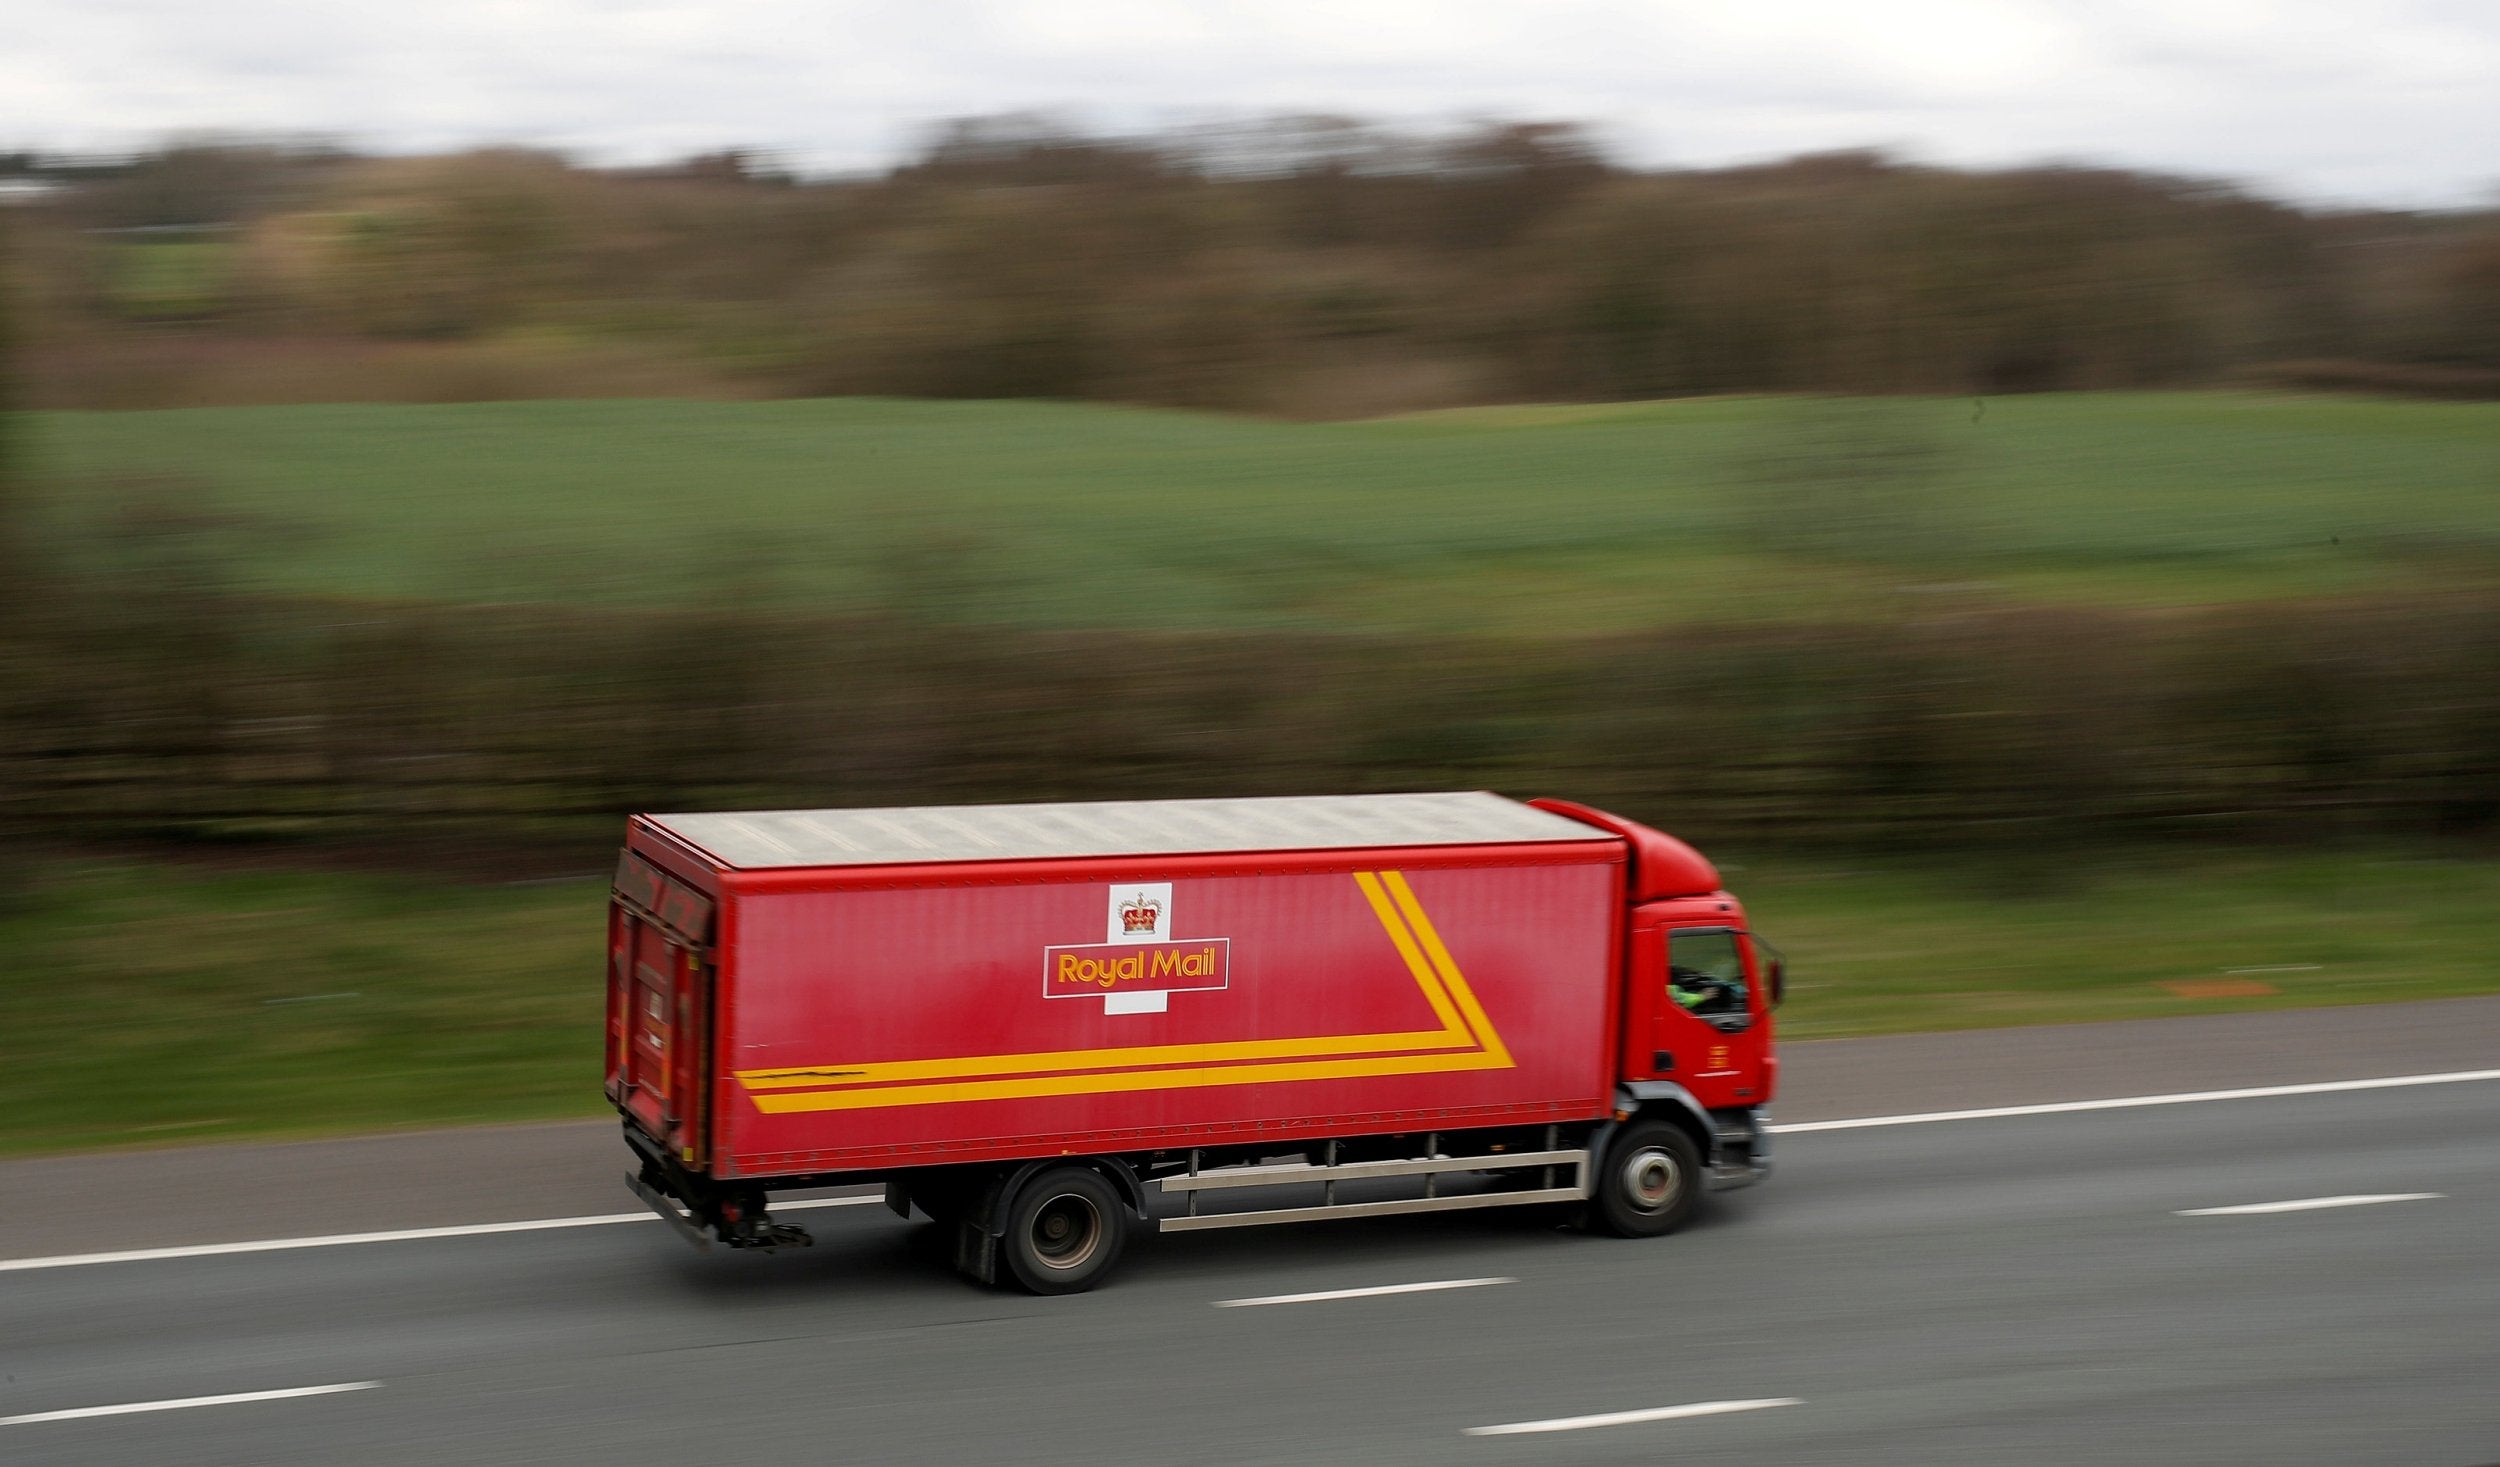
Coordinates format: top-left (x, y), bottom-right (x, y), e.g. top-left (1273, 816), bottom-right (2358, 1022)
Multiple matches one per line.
top-left (1668, 927), bottom-right (1751, 1030)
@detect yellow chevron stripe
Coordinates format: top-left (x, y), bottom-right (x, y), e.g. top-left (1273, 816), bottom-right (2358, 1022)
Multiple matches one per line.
top-left (1382, 870), bottom-right (1511, 1067)
top-left (737, 1026), bottom-right (1470, 1090)
top-left (737, 869), bottom-right (1511, 1112)
top-left (1353, 870), bottom-right (1469, 1038)
top-left (737, 869), bottom-right (1472, 1090)
top-left (749, 1046), bottom-right (1515, 1113)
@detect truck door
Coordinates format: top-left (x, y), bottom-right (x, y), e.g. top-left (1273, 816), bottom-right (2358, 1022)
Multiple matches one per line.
top-left (1626, 909), bottom-right (1771, 1108)
top-left (606, 853), bottom-right (715, 1160)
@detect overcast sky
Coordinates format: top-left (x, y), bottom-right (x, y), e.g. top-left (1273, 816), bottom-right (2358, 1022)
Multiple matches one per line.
top-left (7, 0), bottom-right (2495, 208)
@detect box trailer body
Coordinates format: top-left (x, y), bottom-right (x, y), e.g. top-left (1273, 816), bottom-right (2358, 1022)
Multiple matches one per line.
top-left (608, 792), bottom-right (1778, 1291)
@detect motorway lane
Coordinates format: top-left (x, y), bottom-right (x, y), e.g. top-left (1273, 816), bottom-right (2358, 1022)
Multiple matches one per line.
top-left (12, 994), bottom-right (2499, 1259)
top-left (5, 1080), bottom-right (2495, 1465)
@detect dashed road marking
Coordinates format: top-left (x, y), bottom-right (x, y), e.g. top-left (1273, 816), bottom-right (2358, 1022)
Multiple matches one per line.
top-left (2178, 1193), bottom-right (2444, 1216)
top-left (1216, 1277), bottom-right (1514, 1307)
top-left (1771, 1069), bottom-right (2500, 1134)
top-left (0, 1194), bottom-right (881, 1273)
top-left (1466, 1397), bottom-right (1802, 1436)
top-left (2, 1382), bottom-right (379, 1426)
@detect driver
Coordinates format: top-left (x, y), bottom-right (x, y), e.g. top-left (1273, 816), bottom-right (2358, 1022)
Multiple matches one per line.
top-left (1669, 964), bottom-right (1737, 1015)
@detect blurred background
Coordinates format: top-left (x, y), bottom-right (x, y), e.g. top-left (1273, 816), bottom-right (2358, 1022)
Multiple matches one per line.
top-left (2, 5), bottom-right (2497, 1152)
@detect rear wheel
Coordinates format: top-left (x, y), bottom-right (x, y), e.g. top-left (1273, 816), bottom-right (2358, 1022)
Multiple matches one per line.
top-left (1002, 1165), bottom-right (1128, 1294)
top-left (1592, 1119), bottom-right (1702, 1238)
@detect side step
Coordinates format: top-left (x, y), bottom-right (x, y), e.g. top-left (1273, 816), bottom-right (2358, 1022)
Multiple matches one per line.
top-left (1162, 1186), bottom-right (1587, 1232)
top-left (1156, 1148), bottom-right (1591, 1233)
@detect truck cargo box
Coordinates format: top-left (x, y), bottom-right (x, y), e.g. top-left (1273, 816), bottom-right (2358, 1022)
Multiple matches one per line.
top-left (609, 792), bottom-right (1629, 1180)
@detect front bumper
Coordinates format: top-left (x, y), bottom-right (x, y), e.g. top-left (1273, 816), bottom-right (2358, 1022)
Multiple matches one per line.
top-left (1708, 1109), bottom-right (1773, 1191)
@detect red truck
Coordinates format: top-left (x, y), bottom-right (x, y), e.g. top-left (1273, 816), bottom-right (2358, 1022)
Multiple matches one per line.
top-left (607, 791), bottom-right (1779, 1292)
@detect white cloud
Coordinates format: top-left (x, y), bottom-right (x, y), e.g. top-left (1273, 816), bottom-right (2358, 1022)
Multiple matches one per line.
top-left (1, 0), bottom-right (2492, 206)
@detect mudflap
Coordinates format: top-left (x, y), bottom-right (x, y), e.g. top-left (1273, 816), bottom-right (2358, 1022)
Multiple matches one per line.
top-left (950, 1170), bottom-right (1015, 1286)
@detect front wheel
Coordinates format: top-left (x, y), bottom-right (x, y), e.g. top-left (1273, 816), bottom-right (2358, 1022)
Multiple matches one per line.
top-left (1591, 1119), bottom-right (1703, 1238)
top-left (1002, 1165), bottom-right (1129, 1294)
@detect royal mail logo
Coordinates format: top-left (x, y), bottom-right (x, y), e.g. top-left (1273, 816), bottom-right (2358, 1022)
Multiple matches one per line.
top-left (1045, 938), bottom-right (1231, 999)
top-left (1051, 881), bottom-right (1220, 1013)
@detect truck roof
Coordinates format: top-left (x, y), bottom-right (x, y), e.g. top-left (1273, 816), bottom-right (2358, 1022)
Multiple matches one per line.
top-left (646, 791), bottom-right (1607, 870)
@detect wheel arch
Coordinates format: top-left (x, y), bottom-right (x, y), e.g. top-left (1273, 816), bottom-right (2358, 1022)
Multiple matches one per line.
top-left (1613, 1081), bottom-right (1717, 1163)
top-left (963, 1155), bottom-right (1147, 1235)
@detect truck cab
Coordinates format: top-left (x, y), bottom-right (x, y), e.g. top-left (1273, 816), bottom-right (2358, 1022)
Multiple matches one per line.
top-left (1529, 798), bottom-right (1779, 1186)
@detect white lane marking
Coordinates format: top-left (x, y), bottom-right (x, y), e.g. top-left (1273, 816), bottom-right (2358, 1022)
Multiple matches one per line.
top-left (1216, 1276), bottom-right (1514, 1308)
top-left (2178, 1193), bottom-right (2445, 1216)
top-left (0, 1195), bottom-right (881, 1273)
top-left (10, 1068), bottom-right (2496, 1274)
top-left (1466, 1397), bottom-right (1802, 1436)
top-left (2, 1381), bottom-right (378, 1426)
top-left (1771, 1068), bottom-right (2500, 1134)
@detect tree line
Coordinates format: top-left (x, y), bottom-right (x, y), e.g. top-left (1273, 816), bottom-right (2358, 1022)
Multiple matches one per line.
top-left (9, 118), bottom-right (2497, 413)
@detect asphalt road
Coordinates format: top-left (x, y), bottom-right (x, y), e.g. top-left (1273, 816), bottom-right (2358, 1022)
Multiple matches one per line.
top-left (11, 994), bottom-right (2500, 1257)
top-left (5, 1010), bottom-right (2498, 1464)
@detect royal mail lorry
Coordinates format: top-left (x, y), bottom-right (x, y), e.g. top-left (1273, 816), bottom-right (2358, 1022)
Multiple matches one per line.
top-left (608, 792), bottom-right (1780, 1293)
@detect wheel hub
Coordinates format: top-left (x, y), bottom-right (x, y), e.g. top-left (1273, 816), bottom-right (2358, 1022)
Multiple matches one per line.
top-left (1623, 1148), bottom-right (1680, 1211)
top-left (1030, 1193), bottom-right (1103, 1270)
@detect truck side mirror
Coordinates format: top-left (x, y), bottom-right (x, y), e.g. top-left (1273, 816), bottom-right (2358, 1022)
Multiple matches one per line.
top-left (1769, 958), bottom-right (1786, 1008)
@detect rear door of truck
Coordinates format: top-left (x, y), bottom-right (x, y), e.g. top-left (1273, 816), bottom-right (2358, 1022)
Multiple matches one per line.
top-left (605, 850), bottom-right (716, 1162)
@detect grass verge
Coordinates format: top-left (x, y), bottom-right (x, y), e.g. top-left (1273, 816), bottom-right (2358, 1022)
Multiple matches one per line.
top-left (6, 848), bottom-right (2499, 1155)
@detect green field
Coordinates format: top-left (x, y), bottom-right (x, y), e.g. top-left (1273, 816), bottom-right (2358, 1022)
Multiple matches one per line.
top-left (29, 392), bottom-right (2500, 631)
top-left (15, 390), bottom-right (2500, 1154)
top-left (8, 849), bottom-right (2496, 1155)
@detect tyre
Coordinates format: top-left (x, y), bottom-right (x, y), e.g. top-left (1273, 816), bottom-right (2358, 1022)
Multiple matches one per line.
top-left (1591, 1119), bottom-right (1703, 1238)
top-left (1002, 1165), bottom-right (1129, 1294)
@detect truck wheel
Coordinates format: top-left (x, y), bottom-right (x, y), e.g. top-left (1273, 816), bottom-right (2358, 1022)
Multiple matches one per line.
top-left (1592, 1120), bottom-right (1702, 1238)
top-left (1002, 1166), bottom-right (1128, 1295)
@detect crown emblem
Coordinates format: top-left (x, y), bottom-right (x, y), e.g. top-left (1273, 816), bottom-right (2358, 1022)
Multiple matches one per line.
top-left (1119, 896), bottom-right (1161, 934)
